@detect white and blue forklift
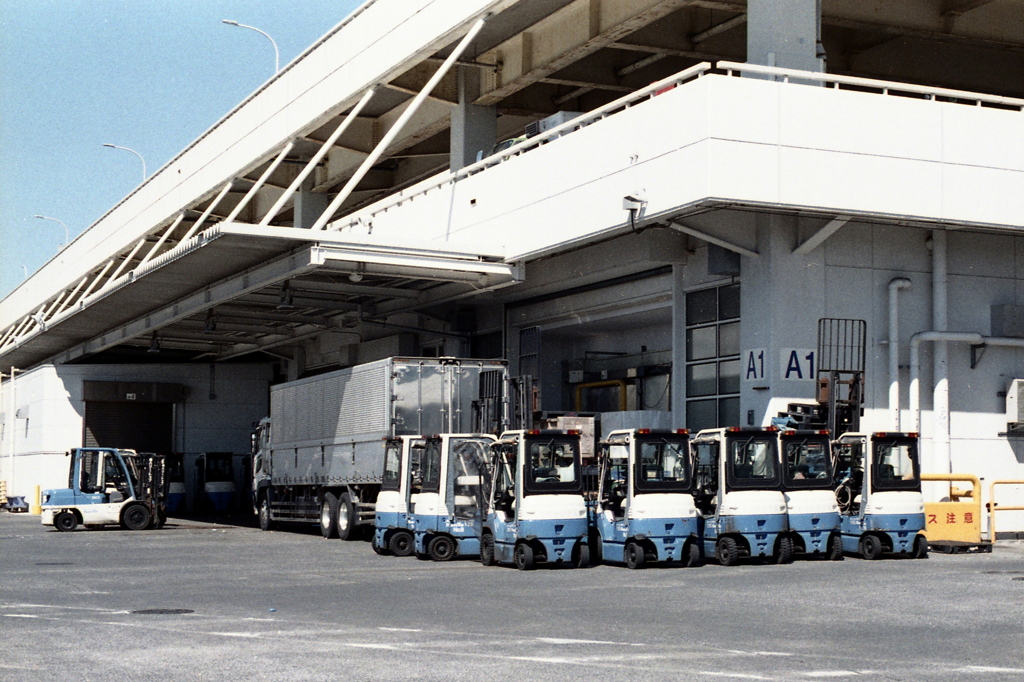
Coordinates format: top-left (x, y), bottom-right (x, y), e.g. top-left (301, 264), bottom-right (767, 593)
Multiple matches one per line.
top-left (41, 447), bottom-right (168, 532)
top-left (776, 429), bottom-right (844, 560)
top-left (479, 429), bottom-right (591, 570)
top-left (371, 435), bottom-right (425, 555)
top-left (591, 428), bottom-right (701, 568)
top-left (832, 432), bottom-right (928, 559)
top-left (692, 427), bottom-right (791, 566)
top-left (411, 433), bottom-right (496, 561)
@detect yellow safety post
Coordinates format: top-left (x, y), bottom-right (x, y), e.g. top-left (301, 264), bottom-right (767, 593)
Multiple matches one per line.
top-left (30, 485), bottom-right (42, 515)
top-left (922, 474), bottom-right (989, 551)
top-left (989, 480), bottom-right (1024, 543)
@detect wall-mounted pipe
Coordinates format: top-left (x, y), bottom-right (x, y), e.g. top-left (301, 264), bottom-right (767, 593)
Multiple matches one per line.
top-left (931, 230), bottom-right (949, 473)
top-left (888, 277), bottom-right (911, 430)
top-left (909, 331), bottom-right (982, 435)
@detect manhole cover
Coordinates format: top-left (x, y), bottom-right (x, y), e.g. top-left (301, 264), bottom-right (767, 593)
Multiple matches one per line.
top-left (132, 608), bottom-right (195, 615)
top-left (35, 562), bottom-right (74, 566)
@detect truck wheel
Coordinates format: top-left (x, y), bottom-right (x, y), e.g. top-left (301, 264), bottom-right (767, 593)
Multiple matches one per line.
top-left (428, 535), bottom-right (456, 562)
top-left (257, 494), bottom-right (273, 531)
top-left (514, 542), bottom-right (536, 571)
top-left (55, 511), bottom-right (78, 532)
top-left (624, 541), bottom-right (646, 569)
top-left (389, 530), bottom-right (414, 557)
top-left (827, 533), bottom-right (844, 561)
top-left (774, 535), bottom-right (794, 564)
top-left (684, 541), bottom-right (702, 568)
top-left (716, 537), bottom-right (740, 566)
top-left (336, 494), bottom-right (357, 541)
top-left (320, 493), bottom-right (339, 539)
top-left (479, 533), bottom-right (496, 566)
top-left (859, 534), bottom-right (883, 560)
top-left (122, 504), bottom-right (152, 531)
top-left (913, 535), bottom-right (929, 559)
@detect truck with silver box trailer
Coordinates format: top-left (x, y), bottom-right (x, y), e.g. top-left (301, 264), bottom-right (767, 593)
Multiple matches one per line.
top-left (252, 357), bottom-right (508, 539)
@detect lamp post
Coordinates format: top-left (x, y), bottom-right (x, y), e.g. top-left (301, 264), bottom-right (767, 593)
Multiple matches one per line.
top-left (222, 19), bottom-right (280, 73)
top-left (33, 214), bottom-right (69, 247)
top-left (102, 143), bottom-right (147, 182)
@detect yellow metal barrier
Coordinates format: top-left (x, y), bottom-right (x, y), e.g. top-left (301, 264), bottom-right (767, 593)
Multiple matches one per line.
top-left (989, 480), bottom-right (1024, 542)
top-left (29, 485), bottom-right (42, 515)
top-left (922, 474), bottom-right (986, 548)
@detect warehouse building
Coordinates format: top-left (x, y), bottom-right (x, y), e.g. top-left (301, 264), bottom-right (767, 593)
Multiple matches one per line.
top-left (2, 0), bottom-right (1024, 531)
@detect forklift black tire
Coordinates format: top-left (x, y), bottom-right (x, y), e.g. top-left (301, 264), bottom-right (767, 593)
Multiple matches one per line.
top-left (389, 530), bottom-right (415, 557)
top-left (320, 493), bottom-right (339, 539)
top-left (828, 533), bottom-right (845, 561)
top-left (774, 535), bottom-right (794, 564)
top-left (479, 533), bottom-right (496, 566)
top-left (336, 494), bottom-right (357, 541)
top-left (154, 509), bottom-right (167, 530)
top-left (514, 542), bottom-right (536, 571)
top-left (860, 534), bottom-right (883, 560)
top-left (371, 537), bottom-right (387, 555)
top-left (573, 541), bottom-right (591, 569)
top-left (684, 541), bottom-right (702, 568)
top-left (588, 529), bottom-right (604, 566)
top-left (55, 511), bottom-right (78, 532)
top-left (716, 537), bottom-right (740, 566)
top-left (122, 503), bottom-right (151, 531)
top-left (257, 494), bottom-right (273, 531)
top-left (624, 541), bottom-right (646, 569)
top-left (913, 535), bottom-right (929, 559)
top-left (428, 535), bottom-right (457, 562)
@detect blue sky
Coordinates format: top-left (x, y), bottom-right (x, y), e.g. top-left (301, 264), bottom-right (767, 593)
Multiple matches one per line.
top-left (0, 0), bottom-right (362, 300)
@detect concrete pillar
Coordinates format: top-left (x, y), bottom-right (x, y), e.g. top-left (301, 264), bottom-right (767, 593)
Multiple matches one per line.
top-left (294, 174), bottom-right (330, 229)
top-left (450, 66), bottom-right (496, 172)
top-left (746, 0), bottom-right (824, 72)
top-left (671, 264), bottom-right (688, 430)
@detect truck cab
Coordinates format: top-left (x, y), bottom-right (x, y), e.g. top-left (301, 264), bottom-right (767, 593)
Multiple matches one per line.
top-left (692, 427), bottom-right (790, 566)
top-left (480, 429), bottom-right (590, 570)
top-left (41, 447), bottom-right (167, 532)
top-left (833, 432), bottom-right (928, 559)
top-left (592, 428), bottom-right (701, 568)
top-left (372, 436), bottom-right (425, 556)
top-left (777, 429), bottom-right (843, 560)
top-left (411, 433), bottom-right (496, 561)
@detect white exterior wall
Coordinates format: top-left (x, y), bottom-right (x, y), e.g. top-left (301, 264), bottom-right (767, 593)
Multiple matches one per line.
top-left (742, 218), bottom-right (1024, 531)
top-left (0, 363), bottom-right (271, 500)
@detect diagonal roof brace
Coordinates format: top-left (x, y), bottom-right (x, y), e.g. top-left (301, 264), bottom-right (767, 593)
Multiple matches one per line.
top-left (666, 219), bottom-right (759, 259)
top-left (794, 215), bottom-right (851, 255)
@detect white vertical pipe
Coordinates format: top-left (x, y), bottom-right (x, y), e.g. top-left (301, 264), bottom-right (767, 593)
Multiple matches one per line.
top-left (260, 87), bottom-right (378, 226)
top-left (888, 278), bottom-right (911, 430)
top-left (909, 331), bottom-right (981, 434)
top-left (932, 230), bottom-right (950, 472)
top-left (310, 14), bottom-right (491, 231)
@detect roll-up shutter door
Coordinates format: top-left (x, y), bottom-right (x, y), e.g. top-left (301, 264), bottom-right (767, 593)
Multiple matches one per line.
top-left (84, 401), bottom-right (173, 453)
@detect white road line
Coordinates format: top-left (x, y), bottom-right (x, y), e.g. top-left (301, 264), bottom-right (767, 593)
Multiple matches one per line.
top-left (960, 666), bottom-right (1024, 674)
top-left (536, 637), bottom-right (643, 646)
top-left (379, 627), bottom-right (422, 632)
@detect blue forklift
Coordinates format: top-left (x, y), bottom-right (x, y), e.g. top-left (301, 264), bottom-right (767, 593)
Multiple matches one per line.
top-left (411, 433), bottom-right (495, 561)
top-left (591, 428), bottom-right (701, 568)
top-left (692, 427), bottom-right (791, 566)
top-left (832, 432), bottom-right (928, 559)
top-left (479, 429), bottom-right (590, 570)
top-left (41, 448), bottom-right (168, 531)
top-left (371, 435), bottom-right (425, 556)
top-left (776, 429), bottom-right (843, 560)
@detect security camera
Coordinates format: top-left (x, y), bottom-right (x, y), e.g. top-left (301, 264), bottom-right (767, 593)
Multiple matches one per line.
top-left (623, 195), bottom-right (646, 211)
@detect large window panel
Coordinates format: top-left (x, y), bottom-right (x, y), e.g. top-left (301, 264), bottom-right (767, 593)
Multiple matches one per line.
top-left (685, 284), bottom-right (740, 430)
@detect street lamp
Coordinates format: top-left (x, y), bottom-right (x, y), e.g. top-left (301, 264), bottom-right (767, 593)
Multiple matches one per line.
top-left (33, 214), bottom-right (69, 247)
top-left (222, 19), bottom-right (280, 73)
top-left (102, 143), bottom-right (147, 182)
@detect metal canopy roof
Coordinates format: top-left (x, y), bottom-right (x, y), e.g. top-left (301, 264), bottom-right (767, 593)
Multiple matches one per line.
top-left (2, 225), bottom-right (519, 370)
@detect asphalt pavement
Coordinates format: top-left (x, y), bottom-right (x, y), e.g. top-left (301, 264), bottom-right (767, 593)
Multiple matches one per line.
top-left (1, 512), bottom-right (1023, 681)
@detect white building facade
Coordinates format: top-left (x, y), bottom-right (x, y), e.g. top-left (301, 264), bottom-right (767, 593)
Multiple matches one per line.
top-left (2, 0), bottom-right (1024, 532)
